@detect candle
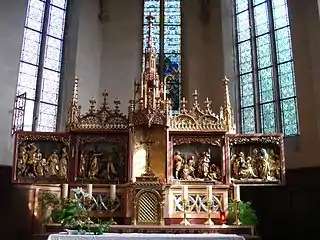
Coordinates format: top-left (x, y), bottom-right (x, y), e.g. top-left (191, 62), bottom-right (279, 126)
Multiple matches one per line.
top-left (87, 184), bottom-right (93, 198)
top-left (183, 185), bottom-right (188, 200)
top-left (62, 184), bottom-right (68, 198)
top-left (110, 185), bottom-right (116, 201)
top-left (207, 186), bottom-right (213, 202)
top-left (234, 185), bottom-right (240, 201)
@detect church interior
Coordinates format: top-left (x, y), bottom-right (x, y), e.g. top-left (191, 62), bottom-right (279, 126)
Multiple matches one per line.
top-left (1, 0), bottom-right (320, 239)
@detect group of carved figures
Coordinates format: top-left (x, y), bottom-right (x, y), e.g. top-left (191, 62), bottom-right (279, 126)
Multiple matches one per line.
top-left (17, 143), bottom-right (68, 179)
top-left (231, 148), bottom-right (281, 181)
top-left (173, 151), bottom-right (221, 182)
top-left (78, 147), bottom-right (123, 180)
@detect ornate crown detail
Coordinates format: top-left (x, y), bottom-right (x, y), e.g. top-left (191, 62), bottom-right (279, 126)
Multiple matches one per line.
top-left (66, 78), bottom-right (128, 131)
top-left (168, 77), bottom-right (236, 132)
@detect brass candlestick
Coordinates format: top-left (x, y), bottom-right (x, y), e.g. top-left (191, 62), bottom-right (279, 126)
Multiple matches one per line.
top-left (180, 199), bottom-right (191, 226)
top-left (233, 200), bottom-right (241, 225)
top-left (204, 200), bottom-right (214, 225)
top-left (108, 199), bottom-right (118, 225)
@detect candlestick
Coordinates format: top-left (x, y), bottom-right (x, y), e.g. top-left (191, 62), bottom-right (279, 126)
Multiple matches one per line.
top-left (110, 185), bottom-right (116, 201)
top-left (234, 185), bottom-right (240, 201)
top-left (87, 184), bottom-right (93, 198)
top-left (61, 184), bottom-right (68, 199)
top-left (183, 185), bottom-right (188, 200)
top-left (207, 185), bottom-right (212, 202)
top-left (204, 200), bottom-right (214, 225)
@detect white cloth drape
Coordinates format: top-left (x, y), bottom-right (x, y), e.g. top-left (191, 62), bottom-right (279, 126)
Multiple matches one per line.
top-left (47, 233), bottom-right (245, 240)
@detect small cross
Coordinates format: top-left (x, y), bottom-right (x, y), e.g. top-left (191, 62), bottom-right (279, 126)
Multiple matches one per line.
top-left (140, 132), bottom-right (159, 173)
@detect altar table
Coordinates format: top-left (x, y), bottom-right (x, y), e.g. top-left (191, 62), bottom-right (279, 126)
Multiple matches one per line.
top-left (47, 233), bottom-right (245, 240)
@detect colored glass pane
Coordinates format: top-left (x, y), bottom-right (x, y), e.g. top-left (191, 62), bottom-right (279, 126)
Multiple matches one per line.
top-left (260, 102), bottom-right (276, 133)
top-left (241, 107), bottom-right (256, 133)
top-left (258, 67), bottom-right (274, 103)
top-left (236, 10), bottom-right (250, 42)
top-left (236, 0), bottom-right (299, 135)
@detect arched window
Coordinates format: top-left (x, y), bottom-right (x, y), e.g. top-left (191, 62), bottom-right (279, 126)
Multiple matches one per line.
top-left (235, 0), bottom-right (299, 136)
top-left (15, 0), bottom-right (68, 132)
top-left (143, 0), bottom-right (181, 112)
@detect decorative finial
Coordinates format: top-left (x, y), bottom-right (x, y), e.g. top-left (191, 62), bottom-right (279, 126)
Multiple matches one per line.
top-left (72, 76), bottom-right (79, 104)
top-left (89, 97), bottom-right (96, 113)
top-left (102, 89), bottom-right (109, 109)
top-left (145, 14), bottom-right (155, 50)
top-left (192, 89), bottom-right (199, 108)
top-left (180, 97), bottom-right (187, 113)
top-left (204, 97), bottom-right (212, 113)
top-left (222, 76), bottom-right (230, 85)
top-left (114, 98), bottom-right (121, 113)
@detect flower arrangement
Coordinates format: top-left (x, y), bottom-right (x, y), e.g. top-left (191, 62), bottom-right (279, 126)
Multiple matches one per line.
top-left (227, 200), bottom-right (258, 226)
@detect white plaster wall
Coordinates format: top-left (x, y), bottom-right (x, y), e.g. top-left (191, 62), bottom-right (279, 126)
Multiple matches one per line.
top-left (98, 0), bottom-right (143, 113)
top-left (0, 0), bottom-right (28, 166)
top-left (74, 0), bottom-right (103, 112)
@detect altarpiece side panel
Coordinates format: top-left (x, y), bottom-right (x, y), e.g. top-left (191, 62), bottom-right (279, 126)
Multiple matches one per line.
top-left (226, 134), bottom-right (285, 185)
top-left (74, 134), bottom-right (128, 184)
top-left (13, 131), bottom-right (71, 183)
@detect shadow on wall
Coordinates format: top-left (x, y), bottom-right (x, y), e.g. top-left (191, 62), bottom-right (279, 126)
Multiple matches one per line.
top-left (0, 166), bottom-right (38, 240)
top-left (241, 167), bottom-right (320, 240)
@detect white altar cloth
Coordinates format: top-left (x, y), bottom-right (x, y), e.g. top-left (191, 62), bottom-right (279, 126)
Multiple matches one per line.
top-left (47, 233), bottom-right (245, 240)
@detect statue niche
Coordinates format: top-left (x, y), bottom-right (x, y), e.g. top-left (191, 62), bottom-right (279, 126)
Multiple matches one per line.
top-left (76, 136), bottom-right (127, 183)
top-left (172, 142), bottom-right (222, 183)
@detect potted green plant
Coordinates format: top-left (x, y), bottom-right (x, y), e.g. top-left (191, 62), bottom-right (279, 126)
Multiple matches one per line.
top-left (227, 200), bottom-right (258, 226)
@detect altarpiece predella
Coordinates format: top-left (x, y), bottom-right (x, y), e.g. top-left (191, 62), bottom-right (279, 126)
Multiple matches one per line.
top-left (12, 16), bottom-right (285, 227)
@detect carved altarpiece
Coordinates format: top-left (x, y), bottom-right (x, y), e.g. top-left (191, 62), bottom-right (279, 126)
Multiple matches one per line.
top-left (11, 16), bottom-right (286, 230)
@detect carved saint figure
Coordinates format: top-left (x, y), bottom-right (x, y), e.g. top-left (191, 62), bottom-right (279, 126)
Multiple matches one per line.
top-left (88, 150), bottom-right (102, 179)
top-left (59, 147), bottom-right (68, 179)
top-left (173, 151), bottom-right (183, 179)
top-left (79, 151), bottom-right (87, 177)
top-left (48, 150), bottom-right (59, 176)
top-left (25, 143), bottom-right (39, 177)
top-left (17, 145), bottom-right (28, 174)
top-left (259, 148), bottom-right (271, 180)
top-left (197, 151), bottom-right (211, 179)
top-left (208, 163), bottom-right (221, 181)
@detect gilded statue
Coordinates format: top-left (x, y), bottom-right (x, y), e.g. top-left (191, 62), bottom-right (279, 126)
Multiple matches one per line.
top-left (173, 151), bottom-right (183, 179)
top-left (88, 150), bottom-right (102, 179)
top-left (24, 143), bottom-right (39, 177)
top-left (48, 150), bottom-right (59, 176)
top-left (231, 148), bottom-right (281, 181)
top-left (17, 145), bottom-right (28, 174)
top-left (59, 147), bottom-right (68, 179)
top-left (79, 151), bottom-right (87, 177)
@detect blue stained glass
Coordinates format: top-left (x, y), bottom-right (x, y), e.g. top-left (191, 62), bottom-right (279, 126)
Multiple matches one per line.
top-left (254, 3), bottom-right (269, 36)
top-left (241, 107), bottom-right (256, 133)
top-left (164, 54), bottom-right (181, 111)
top-left (260, 102), bottom-right (276, 133)
top-left (256, 34), bottom-right (272, 69)
top-left (164, 0), bottom-right (181, 25)
top-left (240, 73), bottom-right (254, 107)
top-left (275, 27), bottom-right (293, 63)
top-left (164, 26), bottom-right (181, 53)
top-left (238, 41), bottom-right (252, 74)
top-left (278, 62), bottom-right (295, 99)
top-left (144, 0), bottom-right (160, 25)
top-left (51, 0), bottom-right (68, 9)
top-left (281, 98), bottom-right (298, 135)
top-left (143, 25), bottom-right (160, 53)
top-left (272, 0), bottom-right (289, 29)
top-left (258, 67), bottom-right (274, 103)
top-left (236, 11), bottom-right (250, 42)
top-left (236, 0), bottom-right (248, 13)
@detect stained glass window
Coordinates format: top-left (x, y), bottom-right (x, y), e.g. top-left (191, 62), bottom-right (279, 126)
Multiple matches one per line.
top-left (16, 0), bottom-right (68, 132)
top-left (235, 0), bottom-right (299, 136)
top-left (143, 0), bottom-right (181, 112)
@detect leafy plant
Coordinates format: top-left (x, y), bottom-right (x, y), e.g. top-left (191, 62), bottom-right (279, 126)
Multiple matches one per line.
top-left (227, 200), bottom-right (258, 226)
top-left (41, 193), bottom-right (109, 235)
